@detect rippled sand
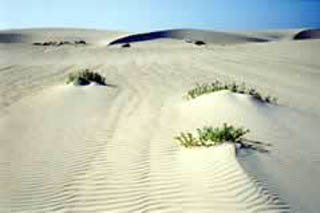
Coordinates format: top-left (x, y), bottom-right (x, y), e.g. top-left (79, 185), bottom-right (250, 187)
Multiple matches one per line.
top-left (1, 28), bottom-right (320, 212)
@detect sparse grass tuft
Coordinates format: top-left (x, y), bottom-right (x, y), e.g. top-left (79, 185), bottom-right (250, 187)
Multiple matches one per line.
top-left (185, 81), bottom-right (277, 104)
top-left (175, 123), bottom-right (271, 152)
top-left (175, 124), bottom-right (249, 148)
top-left (66, 69), bottom-right (106, 86)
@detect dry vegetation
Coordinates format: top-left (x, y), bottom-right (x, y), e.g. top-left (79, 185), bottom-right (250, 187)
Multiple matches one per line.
top-left (66, 69), bottom-right (106, 86)
top-left (175, 123), bottom-right (271, 152)
top-left (186, 81), bottom-right (277, 104)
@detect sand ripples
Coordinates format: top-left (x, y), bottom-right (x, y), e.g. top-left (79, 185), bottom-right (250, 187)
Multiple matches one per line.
top-left (1, 66), bottom-right (291, 212)
top-left (0, 35), bottom-right (305, 212)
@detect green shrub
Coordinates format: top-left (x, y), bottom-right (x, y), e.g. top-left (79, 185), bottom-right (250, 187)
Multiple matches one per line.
top-left (66, 69), bottom-right (106, 85)
top-left (174, 132), bottom-right (200, 147)
top-left (185, 81), bottom-right (277, 104)
top-left (175, 124), bottom-right (271, 152)
top-left (175, 124), bottom-right (249, 148)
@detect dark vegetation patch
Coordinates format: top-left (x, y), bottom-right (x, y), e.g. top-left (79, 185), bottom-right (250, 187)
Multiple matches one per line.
top-left (66, 69), bottom-right (106, 86)
top-left (121, 43), bottom-right (131, 48)
top-left (33, 40), bottom-right (87, 47)
top-left (194, 40), bottom-right (206, 46)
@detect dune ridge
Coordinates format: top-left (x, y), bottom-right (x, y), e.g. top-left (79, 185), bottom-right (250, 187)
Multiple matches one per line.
top-left (108, 28), bottom-right (320, 46)
top-left (293, 29), bottom-right (320, 40)
top-left (1, 28), bottom-right (320, 212)
top-left (108, 29), bottom-right (269, 45)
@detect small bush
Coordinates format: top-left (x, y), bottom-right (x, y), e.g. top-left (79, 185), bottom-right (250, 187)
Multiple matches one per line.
top-left (33, 40), bottom-right (86, 47)
top-left (58, 41), bottom-right (72, 46)
top-left (194, 40), bottom-right (206, 46)
top-left (185, 81), bottom-right (277, 104)
top-left (121, 43), bottom-right (131, 48)
top-left (175, 124), bottom-right (249, 148)
top-left (175, 124), bottom-right (270, 152)
top-left (66, 69), bottom-right (106, 86)
top-left (75, 40), bottom-right (87, 45)
top-left (32, 42), bottom-right (42, 46)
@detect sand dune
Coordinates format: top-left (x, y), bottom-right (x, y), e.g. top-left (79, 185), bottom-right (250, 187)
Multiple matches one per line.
top-left (0, 33), bottom-right (28, 43)
top-left (1, 28), bottom-right (320, 212)
top-left (293, 29), bottom-right (320, 40)
top-left (109, 29), bottom-right (269, 45)
top-left (0, 28), bottom-right (125, 45)
top-left (108, 28), bottom-right (319, 46)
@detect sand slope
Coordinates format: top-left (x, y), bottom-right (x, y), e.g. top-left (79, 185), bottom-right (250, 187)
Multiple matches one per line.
top-left (1, 28), bottom-right (320, 212)
top-left (108, 29), bottom-right (269, 45)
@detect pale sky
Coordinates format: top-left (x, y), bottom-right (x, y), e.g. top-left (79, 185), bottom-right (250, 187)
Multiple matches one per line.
top-left (1, 0), bottom-right (320, 31)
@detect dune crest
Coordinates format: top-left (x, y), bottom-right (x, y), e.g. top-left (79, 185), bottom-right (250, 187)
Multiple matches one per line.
top-left (109, 29), bottom-right (269, 45)
top-left (293, 29), bottom-right (320, 40)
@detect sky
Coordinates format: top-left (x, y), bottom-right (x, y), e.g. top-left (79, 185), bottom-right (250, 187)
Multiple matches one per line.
top-left (1, 0), bottom-right (320, 31)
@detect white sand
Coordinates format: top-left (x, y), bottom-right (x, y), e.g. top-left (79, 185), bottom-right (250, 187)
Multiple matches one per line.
top-left (0, 28), bottom-right (320, 212)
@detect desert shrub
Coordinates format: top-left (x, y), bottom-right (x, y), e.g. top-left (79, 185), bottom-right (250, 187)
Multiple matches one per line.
top-left (32, 42), bottom-right (42, 46)
top-left (175, 124), bottom-right (270, 152)
top-left (33, 40), bottom-right (86, 46)
top-left (194, 40), bottom-right (206, 46)
top-left (75, 40), bottom-right (87, 45)
top-left (66, 69), bottom-right (106, 86)
top-left (58, 41), bottom-right (72, 46)
top-left (121, 43), bottom-right (131, 48)
top-left (174, 132), bottom-right (200, 148)
top-left (175, 124), bottom-right (249, 148)
top-left (185, 81), bottom-right (277, 104)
